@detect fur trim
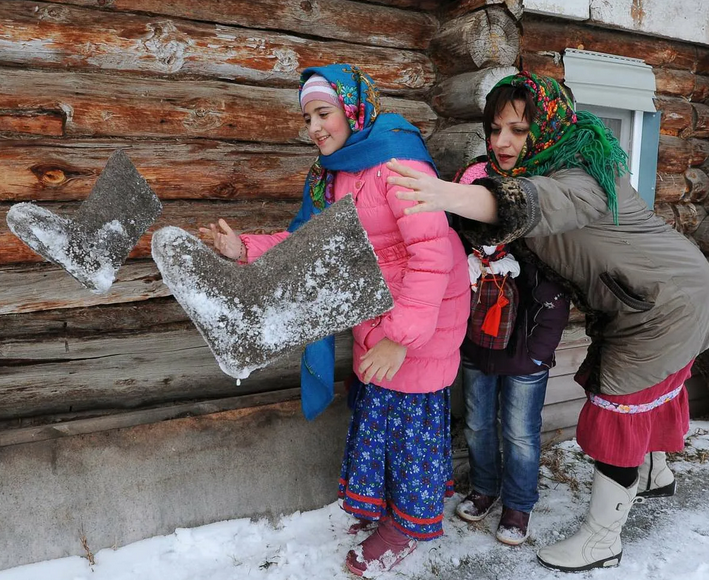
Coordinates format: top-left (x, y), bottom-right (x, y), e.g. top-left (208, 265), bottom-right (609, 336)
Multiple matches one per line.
top-left (453, 177), bottom-right (540, 247)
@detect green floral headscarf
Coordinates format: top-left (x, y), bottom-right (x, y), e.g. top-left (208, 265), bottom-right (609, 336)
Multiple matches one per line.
top-left (488, 71), bottom-right (629, 223)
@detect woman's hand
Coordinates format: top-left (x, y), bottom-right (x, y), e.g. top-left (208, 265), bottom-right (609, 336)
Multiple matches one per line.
top-left (386, 158), bottom-right (499, 223)
top-left (386, 159), bottom-right (455, 215)
top-left (358, 337), bottom-right (407, 384)
top-left (198, 219), bottom-right (245, 261)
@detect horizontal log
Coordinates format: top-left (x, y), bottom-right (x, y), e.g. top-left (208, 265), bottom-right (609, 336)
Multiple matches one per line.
top-left (520, 51), bottom-right (563, 80)
top-left (0, 388), bottom-right (305, 447)
top-left (692, 102), bottom-right (709, 139)
top-left (0, 1), bottom-right (435, 93)
top-left (698, 47), bottom-right (709, 75)
top-left (675, 203), bottom-right (706, 235)
top-left (431, 66), bottom-right (517, 119)
top-left (656, 175), bottom-right (692, 206)
top-left (0, 140), bottom-right (314, 202)
top-left (693, 215), bottom-right (709, 253)
top-left (430, 7), bottom-right (519, 76)
top-left (0, 327), bottom-right (354, 419)
top-left (442, 0), bottom-right (523, 20)
top-left (522, 16), bottom-right (699, 72)
top-left (48, 0), bottom-right (438, 50)
top-left (0, 298), bottom-right (189, 340)
top-left (427, 122), bottom-right (486, 180)
top-left (0, 112), bottom-right (63, 137)
top-left (655, 96), bottom-right (693, 137)
top-left (0, 69), bottom-right (437, 142)
top-left (657, 135), bottom-right (709, 173)
top-left (655, 67), bottom-right (697, 98)
top-left (654, 172), bottom-right (688, 203)
top-left (686, 168), bottom-right (709, 204)
top-left (653, 202), bottom-right (676, 229)
top-left (0, 199), bottom-right (301, 264)
top-left (694, 75), bottom-right (709, 103)
top-left (0, 261), bottom-right (171, 315)
top-left (352, 0), bottom-right (441, 9)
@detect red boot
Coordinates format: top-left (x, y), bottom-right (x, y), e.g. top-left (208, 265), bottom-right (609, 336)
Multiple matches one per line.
top-left (345, 519), bottom-right (417, 576)
top-left (347, 518), bottom-right (378, 535)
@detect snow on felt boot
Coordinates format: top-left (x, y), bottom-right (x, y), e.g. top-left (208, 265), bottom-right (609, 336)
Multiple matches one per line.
top-left (537, 468), bottom-right (639, 572)
top-left (152, 195), bottom-right (393, 382)
top-left (345, 518), bottom-right (417, 577)
top-left (637, 452), bottom-right (675, 498)
top-left (7, 150), bottom-right (162, 294)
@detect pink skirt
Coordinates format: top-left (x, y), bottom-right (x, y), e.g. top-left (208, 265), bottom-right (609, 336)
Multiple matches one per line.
top-left (576, 361), bottom-right (693, 467)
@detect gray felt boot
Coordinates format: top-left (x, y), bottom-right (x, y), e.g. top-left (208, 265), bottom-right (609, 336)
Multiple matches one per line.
top-left (537, 468), bottom-right (639, 572)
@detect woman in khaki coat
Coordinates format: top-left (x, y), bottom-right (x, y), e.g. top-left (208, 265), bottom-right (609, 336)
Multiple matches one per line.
top-left (386, 71), bottom-right (709, 573)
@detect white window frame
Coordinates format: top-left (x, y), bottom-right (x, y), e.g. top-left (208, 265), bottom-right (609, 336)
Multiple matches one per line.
top-left (563, 49), bottom-right (658, 206)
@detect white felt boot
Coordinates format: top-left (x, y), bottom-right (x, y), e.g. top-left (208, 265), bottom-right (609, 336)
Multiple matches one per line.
top-left (537, 469), bottom-right (639, 572)
top-left (637, 452), bottom-right (675, 498)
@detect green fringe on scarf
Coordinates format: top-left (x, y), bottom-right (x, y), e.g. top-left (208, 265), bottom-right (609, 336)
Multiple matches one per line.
top-left (521, 111), bottom-right (629, 224)
top-left (491, 71), bottom-right (630, 225)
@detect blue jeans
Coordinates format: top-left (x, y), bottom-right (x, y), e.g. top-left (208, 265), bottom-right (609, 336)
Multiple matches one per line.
top-left (462, 363), bottom-right (548, 513)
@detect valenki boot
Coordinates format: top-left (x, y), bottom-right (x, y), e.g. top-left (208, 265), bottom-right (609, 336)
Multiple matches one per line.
top-left (345, 518), bottom-right (417, 577)
top-left (637, 452), bottom-right (676, 498)
top-left (537, 468), bottom-right (640, 572)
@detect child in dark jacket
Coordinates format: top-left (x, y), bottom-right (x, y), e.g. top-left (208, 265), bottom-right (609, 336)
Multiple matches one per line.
top-left (453, 161), bottom-right (571, 546)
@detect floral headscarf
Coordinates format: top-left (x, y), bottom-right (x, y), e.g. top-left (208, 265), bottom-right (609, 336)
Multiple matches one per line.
top-left (488, 71), bottom-right (628, 222)
top-left (294, 64), bottom-right (433, 215)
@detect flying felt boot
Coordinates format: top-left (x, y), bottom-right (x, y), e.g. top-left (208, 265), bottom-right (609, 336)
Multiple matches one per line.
top-left (151, 194), bottom-right (393, 381)
top-left (537, 468), bottom-right (640, 572)
top-left (637, 452), bottom-right (676, 498)
top-left (6, 150), bottom-right (162, 294)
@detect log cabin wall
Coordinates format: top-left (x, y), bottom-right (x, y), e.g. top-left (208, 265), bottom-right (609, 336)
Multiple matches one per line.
top-left (0, 0), bottom-right (707, 443)
top-left (0, 0), bottom-right (445, 439)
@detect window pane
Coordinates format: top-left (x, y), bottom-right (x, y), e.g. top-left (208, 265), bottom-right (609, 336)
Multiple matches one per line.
top-left (598, 117), bottom-right (623, 141)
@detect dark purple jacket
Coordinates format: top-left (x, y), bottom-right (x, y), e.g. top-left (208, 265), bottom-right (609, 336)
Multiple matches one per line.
top-left (461, 255), bottom-right (570, 376)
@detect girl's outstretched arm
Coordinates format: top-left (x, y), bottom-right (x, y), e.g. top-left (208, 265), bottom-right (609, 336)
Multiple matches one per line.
top-left (386, 159), bottom-right (498, 223)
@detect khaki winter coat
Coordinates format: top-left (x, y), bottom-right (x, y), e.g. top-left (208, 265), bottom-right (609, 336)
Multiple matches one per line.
top-left (457, 167), bottom-right (709, 396)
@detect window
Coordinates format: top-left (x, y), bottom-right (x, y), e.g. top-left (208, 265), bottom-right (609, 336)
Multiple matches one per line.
top-left (563, 49), bottom-right (660, 208)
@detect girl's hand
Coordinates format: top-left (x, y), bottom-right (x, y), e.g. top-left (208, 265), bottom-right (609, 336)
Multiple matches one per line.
top-left (198, 219), bottom-right (245, 261)
top-left (358, 338), bottom-right (407, 384)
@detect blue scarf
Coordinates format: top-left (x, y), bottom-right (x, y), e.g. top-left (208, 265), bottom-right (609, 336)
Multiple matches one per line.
top-left (291, 63), bottom-right (435, 420)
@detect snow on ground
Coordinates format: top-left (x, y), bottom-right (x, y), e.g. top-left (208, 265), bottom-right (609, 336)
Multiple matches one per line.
top-left (2, 421), bottom-right (708, 580)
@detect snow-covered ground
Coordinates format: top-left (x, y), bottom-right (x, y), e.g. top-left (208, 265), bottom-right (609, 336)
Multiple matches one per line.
top-left (2, 421), bottom-right (707, 580)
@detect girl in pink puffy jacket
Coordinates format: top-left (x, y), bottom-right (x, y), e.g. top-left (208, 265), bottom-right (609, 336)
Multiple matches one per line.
top-left (201, 64), bottom-right (470, 576)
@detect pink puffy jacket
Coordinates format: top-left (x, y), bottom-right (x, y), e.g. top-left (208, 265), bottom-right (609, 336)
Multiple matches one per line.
top-left (241, 160), bottom-right (470, 393)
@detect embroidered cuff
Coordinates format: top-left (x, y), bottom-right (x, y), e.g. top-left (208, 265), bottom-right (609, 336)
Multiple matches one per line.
top-left (454, 176), bottom-right (540, 247)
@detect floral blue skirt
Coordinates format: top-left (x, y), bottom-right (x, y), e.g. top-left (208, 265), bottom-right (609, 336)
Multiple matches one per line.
top-left (338, 380), bottom-right (453, 540)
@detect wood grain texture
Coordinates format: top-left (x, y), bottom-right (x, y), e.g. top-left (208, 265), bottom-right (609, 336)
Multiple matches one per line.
top-left (0, 140), bottom-right (314, 202)
top-left (521, 16), bottom-right (699, 72)
top-left (0, 69), bottom-right (437, 142)
top-left (0, 1), bottom-right (435, 93)
top-left (0, 261), bottom-right (170, 314)
top-left (430, 7), bottom-right (519, 76)
top-left (0, 328), bottom-right (354, 419)
top-left (47, 0), bottom-right (438, 49)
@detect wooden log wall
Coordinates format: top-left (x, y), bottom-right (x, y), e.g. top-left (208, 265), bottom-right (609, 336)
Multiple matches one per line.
top-left (0, 0), bottom-right (452, 426)
top-left (519, 14), bottom-right (709, 251)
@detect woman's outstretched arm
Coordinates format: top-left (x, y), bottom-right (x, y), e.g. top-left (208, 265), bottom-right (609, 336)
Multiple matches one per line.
top-left (386, 159), bottom-right (499, 223)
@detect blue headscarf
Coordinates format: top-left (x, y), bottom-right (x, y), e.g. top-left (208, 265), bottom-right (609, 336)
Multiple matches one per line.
top-left (290, 63), bottom-right (435, 420)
